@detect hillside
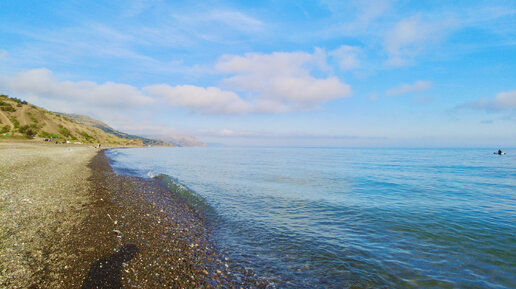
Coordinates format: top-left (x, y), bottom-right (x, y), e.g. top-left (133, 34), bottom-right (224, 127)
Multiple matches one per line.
top-left (0, 94), bottom-right (144, 146)
top-left (56, 113), bottom-right (173, 147)
top-left (55, 113), bottom-right (205, 147)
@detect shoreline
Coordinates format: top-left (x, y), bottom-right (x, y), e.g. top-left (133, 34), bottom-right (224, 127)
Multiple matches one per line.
top-left (81, 149), bottom-right (232, 288)
top-left (0, 143), bottom-right (235, 288)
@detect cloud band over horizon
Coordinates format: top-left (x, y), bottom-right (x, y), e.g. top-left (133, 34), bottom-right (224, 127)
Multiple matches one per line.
top-left (0, 49), bottom-right (352, 116)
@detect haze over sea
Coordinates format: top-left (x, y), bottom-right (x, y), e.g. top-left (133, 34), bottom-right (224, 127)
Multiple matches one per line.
top-left (107, 147), bottom-right (516, 288)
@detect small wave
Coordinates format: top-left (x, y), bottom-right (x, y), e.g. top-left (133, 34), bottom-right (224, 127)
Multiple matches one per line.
top-left (152, 174), bottom-right (217, 220)
top-left (146, 171), bottom-right (156, 178)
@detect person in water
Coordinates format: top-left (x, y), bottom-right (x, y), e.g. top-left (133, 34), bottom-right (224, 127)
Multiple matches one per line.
top-left (497, 149), bottom-right (504, 155)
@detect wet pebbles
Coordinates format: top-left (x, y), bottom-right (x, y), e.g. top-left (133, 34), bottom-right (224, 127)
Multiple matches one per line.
top-left (81, 151), bottom-right (237, 288)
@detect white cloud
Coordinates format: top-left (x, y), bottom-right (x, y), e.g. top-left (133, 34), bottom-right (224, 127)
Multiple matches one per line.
top-left (0, 68), bottom-right (155, 127)
top-left (3, 68), bottom-right (153, 108)
top-left (321, 0), bottom-right (393, 29)
top-left (215, 50), bottom-right (351, 111)
top-left (205, 10), bottom-right (263, 32)
top-left (329, 45), bottom-right (361, 70)
top-left (354, 0), bottom-right (393, 23)
top-left (216, 51), bottom-right (314, 77)
top-left (463, 91), bottom-right (516, 111)
top-left (384, 15), bottom-right (454, 66)
top-left (121, 0), bottom-right (158, 18)
top-left (386, 80), bottom-right (432, 96)
top-left (494, 91), bottom-right (516, 108)
top-left (1, 50), bottom-right (351, 117)
top-left (169, 9), bottom-right (264, 42)
top-left (174, 9), bottom-right (263, 31)
top-left (145, 48), bottom-right (352, 114)
top-left (144, 84), bottom-right (250, 114)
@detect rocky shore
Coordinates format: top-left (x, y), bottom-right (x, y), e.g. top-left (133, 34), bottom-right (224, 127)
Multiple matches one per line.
top-left (0, 143), bottom-right (237, 288)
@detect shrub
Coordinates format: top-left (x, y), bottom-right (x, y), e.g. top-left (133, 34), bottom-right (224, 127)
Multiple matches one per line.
top-left (80, 131), bottom-right (94, 142)
top-left (18, 125), bottom-right (37, 137)
top-left (9, 118), bottom-right (19, 129)
top-left (10, 97), bottom-right (27, 105)
top-left (0, 104), bottom-right (15, 112)
top-left (0, 125), bottom-right (9, 134)
top-left (59, 127), bottom-right (72, 137)
top-left (38, 131), bottom-right (52, 138)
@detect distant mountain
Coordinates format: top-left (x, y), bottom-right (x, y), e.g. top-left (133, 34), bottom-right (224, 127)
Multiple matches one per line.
top-left (56, 113), bottom-right (172, 147)
top-left (58, 113), bottom-right (205, 147)
top-left (159, 135), bottom-right (206, 147)
top-left (1, 94), bottom-right (153, 146)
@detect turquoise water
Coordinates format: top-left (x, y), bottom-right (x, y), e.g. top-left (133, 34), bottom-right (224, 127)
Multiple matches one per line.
top-left (106, 147), bottom-right (516, 288)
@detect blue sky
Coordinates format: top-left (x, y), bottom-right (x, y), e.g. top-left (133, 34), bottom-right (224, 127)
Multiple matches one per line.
top-left (1, 0), bottom-right (515, 147)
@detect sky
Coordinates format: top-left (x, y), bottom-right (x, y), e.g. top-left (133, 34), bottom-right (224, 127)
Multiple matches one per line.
top-left (1, 0), bottom-right (515, 147)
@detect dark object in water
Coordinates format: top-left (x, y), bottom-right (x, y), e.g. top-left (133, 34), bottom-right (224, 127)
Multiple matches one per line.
top-left (494, 149), bottom-right (505, 155)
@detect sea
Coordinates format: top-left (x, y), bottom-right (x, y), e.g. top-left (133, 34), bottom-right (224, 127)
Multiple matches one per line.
top-left (106, 147), bottom-right (516, 288)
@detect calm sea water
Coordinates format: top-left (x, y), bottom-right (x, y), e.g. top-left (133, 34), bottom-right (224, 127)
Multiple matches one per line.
top-left (106, 147), bottom-right (516, 288)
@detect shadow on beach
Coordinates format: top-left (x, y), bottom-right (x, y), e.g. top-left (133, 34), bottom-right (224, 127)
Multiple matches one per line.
top-left (81, 244), bottom-right (138, 289)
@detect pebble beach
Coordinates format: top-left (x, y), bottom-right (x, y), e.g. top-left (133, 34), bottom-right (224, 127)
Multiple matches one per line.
top-left (0, 143), bottom-right (236, 288)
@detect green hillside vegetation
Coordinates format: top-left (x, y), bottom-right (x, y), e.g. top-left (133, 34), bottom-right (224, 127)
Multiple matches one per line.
top-left (0, 94), bottom-right (144, 146)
